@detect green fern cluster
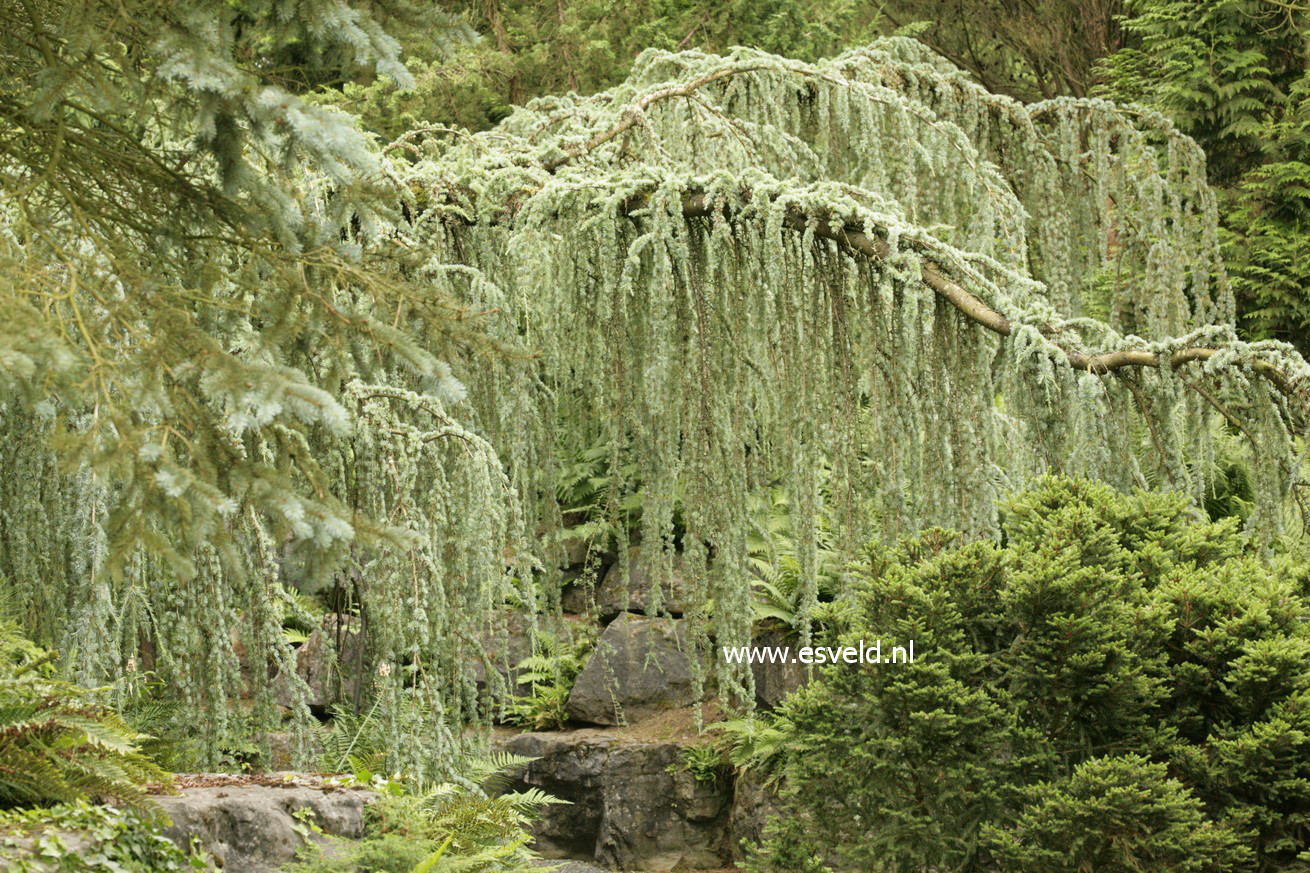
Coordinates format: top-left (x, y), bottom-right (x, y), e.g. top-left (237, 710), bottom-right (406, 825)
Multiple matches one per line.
top-left (316, 702), bottom-right (389, 778)
top-left (709, 717), bottom-right (789, 786)
top-left (1100, 0), bottom-right (1310, 351)
top-left (290, 751), bottom-right (564, 873)
top-left (503, 632), bottom-right (594, 732)
top-left (746, 486), bottom-right (844, 634)
top-left (0, 621), bottom-right (166, 809)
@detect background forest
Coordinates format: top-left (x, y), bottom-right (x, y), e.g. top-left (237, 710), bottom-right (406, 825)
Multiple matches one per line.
top-left (3, 1), bottom-right (1310, 871)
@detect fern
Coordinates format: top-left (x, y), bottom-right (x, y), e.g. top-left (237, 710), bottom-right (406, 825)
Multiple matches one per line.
top-left (0, 621), bottom-right (167, 809)
top-left (502, 631), bottom-right (592, 732)
top-left (708, 717), bottom-right (790, 787)
top-left (746, 485), bottom-right (844, 634)
top-left (290, 755), bottom-right (564, 872)
top-left (316, 700), bottom-right (387, 775)
top-left (1100, 0), bottom-right (1310, 351)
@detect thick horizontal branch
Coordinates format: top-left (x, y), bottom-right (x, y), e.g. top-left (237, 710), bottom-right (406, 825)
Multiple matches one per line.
top-left (669, 192), bottom-right (1306, 406)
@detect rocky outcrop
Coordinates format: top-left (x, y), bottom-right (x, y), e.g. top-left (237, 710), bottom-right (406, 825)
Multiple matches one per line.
top-left (750, 628), bottom-right (810, 709)
top-left (727, 768), bottom-right (786, 863)
top-left (154, 780), bottom-right (371, 872)
top-left (566, 615), bottom-right (696, 726)
top-left (560, 573), bottom-right (597, 615)
top-left (592, 547), bottom-right (691, 619)
top-left (499, 730), bottom-right (731, 871)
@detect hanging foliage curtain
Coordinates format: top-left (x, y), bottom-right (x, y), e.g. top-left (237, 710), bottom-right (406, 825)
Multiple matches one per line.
top-left (2, 34), bottom-right (1307, 768)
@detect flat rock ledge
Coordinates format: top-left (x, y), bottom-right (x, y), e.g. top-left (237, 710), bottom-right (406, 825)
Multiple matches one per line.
top-left (152, 775), bottom-right (373, 873)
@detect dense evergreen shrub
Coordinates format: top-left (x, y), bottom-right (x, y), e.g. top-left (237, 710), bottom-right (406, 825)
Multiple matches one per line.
top-left (754, 476), bottom-right (1310, 872)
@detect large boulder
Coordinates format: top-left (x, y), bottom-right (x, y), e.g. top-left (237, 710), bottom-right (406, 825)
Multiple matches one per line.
top-left (498, 730), bottom-right (731, 871)
top-left (566, 615), bottom-right (695, 726)
top-left (593, 547), bottom-right (691, 619)
top-left (155, 781), bottom-right (371, 872)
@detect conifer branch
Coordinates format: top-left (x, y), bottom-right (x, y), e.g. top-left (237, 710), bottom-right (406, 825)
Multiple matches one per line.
top-left (542, 65), bottom-right (769, 171)
top-left (670, 192), bottom-right (1307, 406)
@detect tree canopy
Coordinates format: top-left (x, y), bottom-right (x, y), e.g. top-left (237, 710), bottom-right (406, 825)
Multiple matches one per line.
top-left (2, 2), bottom-right (1308, 773)
top-left (1099, 0), bottom-right (1310, 352)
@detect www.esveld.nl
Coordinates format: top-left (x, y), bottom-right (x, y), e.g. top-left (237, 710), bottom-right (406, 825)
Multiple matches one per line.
top-left (721, 640), bottom-right (915, 666)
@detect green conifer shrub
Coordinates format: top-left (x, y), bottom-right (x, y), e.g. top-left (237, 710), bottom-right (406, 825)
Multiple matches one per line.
top-left (753, 476), bottom-right (1310, 872)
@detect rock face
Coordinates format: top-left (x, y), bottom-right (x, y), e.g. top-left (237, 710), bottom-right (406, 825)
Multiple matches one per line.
top-left (750, 629), bottom-right (810, 709)
top-left (727, 768), bottom-right (786, 863)
top-left (560, 573), bottom-right (597, 615)
top-left (499, 730), bottom-right (731, 871)
top-left (593, 547), bottom-right (691, 618)
top-left (566, 615), bottom-right (695, 726)
top-left (155, 782), bottom-right (371, 873)
top-left (276, 614), bottom-right (366, 712)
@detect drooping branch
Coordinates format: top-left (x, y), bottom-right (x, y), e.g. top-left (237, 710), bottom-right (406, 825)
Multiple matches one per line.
top-left (665, 191), bottom-right (1308, 408)
top-left (542, 64), bottom-right (769, 172)
top-left (434, 177), bottom-right (1305, 407)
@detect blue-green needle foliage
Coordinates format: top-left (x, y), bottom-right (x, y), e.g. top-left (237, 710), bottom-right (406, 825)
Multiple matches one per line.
top-left (2, 0), bottom-right (1309, 773)
top-left (1101, 0), bottom-right (1310, 352)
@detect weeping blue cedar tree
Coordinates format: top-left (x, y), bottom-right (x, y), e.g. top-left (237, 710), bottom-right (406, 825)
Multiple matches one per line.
top-left (1, 8), bottom-right (1309, 772)
top-left (0, 0), bottom-right (525, 776)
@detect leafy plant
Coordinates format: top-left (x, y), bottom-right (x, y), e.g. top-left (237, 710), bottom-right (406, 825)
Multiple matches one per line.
top-left (0, 621), bottom-right (168, 809)
top-left (680, 743), bottom-right (728, 786)
top-left (502, 631), bottom-right (594, 732)
top-left (0, 800), bottom-right (209, 872)
top-left (287, 752), bottom-right (565, 873)
top-left (746, 486), bottom-right (843, 632)
top-left (708, 717), bottom-right (790, 787)
top-left (317, 699), bottom-right (388, 777)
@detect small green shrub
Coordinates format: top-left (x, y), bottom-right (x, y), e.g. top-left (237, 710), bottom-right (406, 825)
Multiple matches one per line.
top-left (753, 476), bottom-right (1310, 872)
